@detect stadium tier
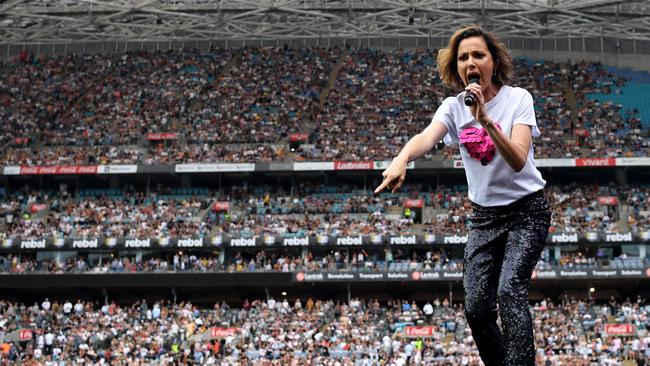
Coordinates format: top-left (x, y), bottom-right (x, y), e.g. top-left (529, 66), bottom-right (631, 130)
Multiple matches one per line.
top-left (0, 297), bottom-right (647, 364)
top-left (1, 49), bottom-right (648, 165)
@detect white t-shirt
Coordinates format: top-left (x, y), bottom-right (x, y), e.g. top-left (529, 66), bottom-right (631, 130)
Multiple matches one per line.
top-left (44, 332), bottom-right (55, 346)
top-left (434, 85), bottom-right (546, 206)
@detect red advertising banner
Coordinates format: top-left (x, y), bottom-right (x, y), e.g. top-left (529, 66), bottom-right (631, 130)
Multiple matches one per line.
top-left (573, 128), bottom-right (589, 137)
top-left (403, 199), bottom-right (424, 208)
top-left (18, 329), bottom-right (33, 341)
top-left (289, 133), bottom-right (309, 142)
top-left (598, 196), bottom-right (619, 206)
top-left (403, 326), bottom-right (436, 338)
top-left (209, 327), bottom-right (238, 339)
top-left (575, 158), bottom-right (616, 167)
top-left (334, 161), bottom-right (374, 170)
top-left (604, 323), bottom-right (636, 336)
top-left (30, 204), bottom-right (48, 213)
top-left (212, 201), bottom-right (230, 212)
top-left (20, 166), bottom-right (98, 175)
top-left (146, 132), bottom-right (178, 141)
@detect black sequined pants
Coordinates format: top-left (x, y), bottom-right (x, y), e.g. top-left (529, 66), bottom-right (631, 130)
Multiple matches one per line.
top-left (463, 190), bottom-right (551, 366)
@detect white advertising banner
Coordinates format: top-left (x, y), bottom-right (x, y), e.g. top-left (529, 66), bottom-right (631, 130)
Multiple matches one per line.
top-left (293, 162), bottom-right (335, 171)
top-left (536, 159), bottom-right (576, 167)
top-left (615, 157), bottom-right (650, 166)
top-left (373, 161), bottom-right (415, 170)
top-left (175, 163), bottom-right (255, 173)
top-left (97, 165), bottom-right (138, 174)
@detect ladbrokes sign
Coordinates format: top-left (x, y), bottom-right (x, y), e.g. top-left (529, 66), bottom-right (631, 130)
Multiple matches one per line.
top-left (333, 161), bottom-right (374, 170)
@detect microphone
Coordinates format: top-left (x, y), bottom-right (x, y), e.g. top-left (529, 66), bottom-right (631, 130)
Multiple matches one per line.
top-left (464, 76), bottom-right (480, 106)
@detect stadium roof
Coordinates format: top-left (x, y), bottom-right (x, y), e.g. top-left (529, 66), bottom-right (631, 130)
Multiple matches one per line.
top-left (0, 0), bottom-right (649, 45)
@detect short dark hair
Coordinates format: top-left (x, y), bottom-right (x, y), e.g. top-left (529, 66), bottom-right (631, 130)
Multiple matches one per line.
top-left (437, 25), bottom-right (513, 90)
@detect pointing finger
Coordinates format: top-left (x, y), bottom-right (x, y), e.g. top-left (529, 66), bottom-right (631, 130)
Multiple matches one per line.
top-left (374, 179), bottom-right (390, 194)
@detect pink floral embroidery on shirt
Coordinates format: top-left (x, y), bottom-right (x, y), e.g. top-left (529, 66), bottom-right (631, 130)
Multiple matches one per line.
top-left (459, 123), bottom-right (501, 166)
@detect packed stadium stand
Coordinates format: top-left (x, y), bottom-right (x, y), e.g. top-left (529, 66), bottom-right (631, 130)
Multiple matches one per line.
top-left (1, 49), bottom-right (649, 164)
top-left (0, 297), bottom-right (647, 364)
top-left (0, 173), bottom-right (649, 364)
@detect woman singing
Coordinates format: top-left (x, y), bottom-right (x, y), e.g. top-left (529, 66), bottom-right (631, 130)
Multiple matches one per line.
top-left (374, 25), bottom-right (551, 365)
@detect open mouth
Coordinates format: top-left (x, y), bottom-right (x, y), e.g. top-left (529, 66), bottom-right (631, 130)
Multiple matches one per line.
top-left (467, 73), bottom-right (480, 82)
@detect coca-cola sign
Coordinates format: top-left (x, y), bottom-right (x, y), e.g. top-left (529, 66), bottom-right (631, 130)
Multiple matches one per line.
top-left (598, 196), bottom-right (618, 206)
top-left (289, 133), bottom-right (308, 142)
top-left (19, 166), bottom-right (98, 175)
top-left (209, 327), bottom-right (238, 339)
top-left (403, 199), bottom-right (424, 208)
top-left (18, 329), bottom-right (33, 341)
top-left (573, 128), bottom-right (589, 137)
top-left (404, 326), bottom-right (435, 338)
top-left (604, 323), bottom-right (636, 336)
top-left (212, 201), bottom-right (230, 212)
top-left (30, 204), bottom-right (48, 213)
top-left (147, 132), bottom-right (178, 140)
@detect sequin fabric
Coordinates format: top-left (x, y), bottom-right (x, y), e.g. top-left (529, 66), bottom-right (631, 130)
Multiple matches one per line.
top-left (463, 190), bottom-right (551, 366)
top-left (459, 123), bottom-right (502, 166)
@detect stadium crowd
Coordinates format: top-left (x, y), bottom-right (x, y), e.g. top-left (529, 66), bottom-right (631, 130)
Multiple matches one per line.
top-left (0, 247), bottom-right (467, 275)
top-left (0, 296), bottom-right (647, 365)
top-left (300, 48), bottom-right (443, 161)
top-left (0, 183), bottom-right (649, 239)
top-left (3, 245), bottom-right (647, 275)
top-left (1, 48), bottom-right (648, 165)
